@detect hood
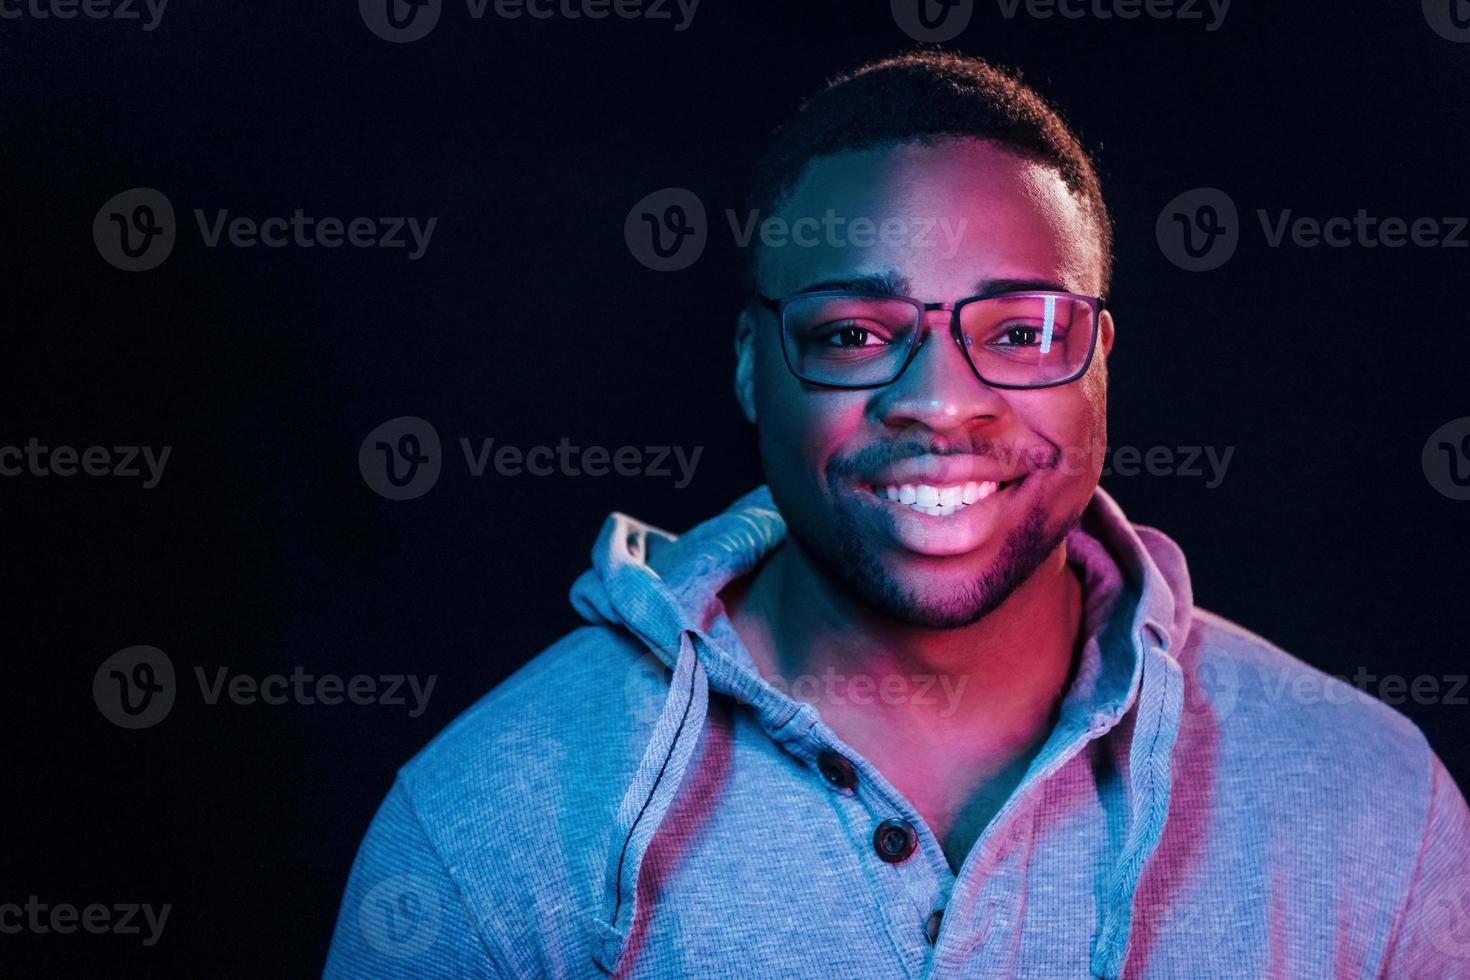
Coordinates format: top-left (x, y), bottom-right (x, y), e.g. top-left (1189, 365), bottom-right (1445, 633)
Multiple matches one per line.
top-left (572, 484), bottom-right (1192, 979)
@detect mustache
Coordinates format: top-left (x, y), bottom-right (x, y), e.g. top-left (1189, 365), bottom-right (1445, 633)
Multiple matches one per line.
top-left (830, 437), bottom-right (1063, 480)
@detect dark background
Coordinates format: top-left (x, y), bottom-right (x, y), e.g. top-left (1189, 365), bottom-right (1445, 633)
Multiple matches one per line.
top-left (3, 0), bottom-right (1466, 975)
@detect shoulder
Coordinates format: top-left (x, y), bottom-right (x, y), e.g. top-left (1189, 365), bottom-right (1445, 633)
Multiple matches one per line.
top-left (349, 624), bottom-right (668, 962)
top-left (329, 625), bottom-right (662, 975)
top-left (396, 623), bottom-right (663, 837)
top-left (1175, 607), bottom-right (1437, 839)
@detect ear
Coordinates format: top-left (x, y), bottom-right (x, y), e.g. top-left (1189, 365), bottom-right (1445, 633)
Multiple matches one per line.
top-left (733, 307), bottom-right (758, 424)
top-left (1098, 308), bottom-right (1115, 359)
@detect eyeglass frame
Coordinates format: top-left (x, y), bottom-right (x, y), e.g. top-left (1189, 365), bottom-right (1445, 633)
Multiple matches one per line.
top-left (754, 288), bottom-right (1106, 391)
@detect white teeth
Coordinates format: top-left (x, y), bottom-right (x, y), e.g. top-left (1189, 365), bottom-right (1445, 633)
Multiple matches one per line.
top-left (878, 480), bottom-right (1004, 515)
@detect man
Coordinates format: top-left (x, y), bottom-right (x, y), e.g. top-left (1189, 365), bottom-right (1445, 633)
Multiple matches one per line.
top-left (326, 52), bottom-right (1469, 978)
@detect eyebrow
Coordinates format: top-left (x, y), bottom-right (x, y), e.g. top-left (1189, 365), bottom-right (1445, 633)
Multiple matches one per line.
top-left (974, 277), bottom-right (1070, 298)
top-left (789, 272), bottom-right (911, 296)
top-left (786, 273), bottom-right (1071, 299)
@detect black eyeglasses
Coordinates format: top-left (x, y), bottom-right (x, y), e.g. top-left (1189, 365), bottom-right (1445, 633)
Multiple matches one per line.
top-left (756, 289), bottom-right (1105, 390)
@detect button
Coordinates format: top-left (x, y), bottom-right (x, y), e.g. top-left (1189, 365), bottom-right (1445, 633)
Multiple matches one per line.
top-left (816, 750), bottom-right (857, 791)
top-left (924, 908), bottom-right (944, 944)
top-left (872, 818), bottom-right (917, 862)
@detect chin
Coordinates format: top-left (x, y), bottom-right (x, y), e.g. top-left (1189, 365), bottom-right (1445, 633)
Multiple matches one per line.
top-left (866, 579), bottom-right (1011, 630)
top-left (788, 493), bottom-right (1072, 629)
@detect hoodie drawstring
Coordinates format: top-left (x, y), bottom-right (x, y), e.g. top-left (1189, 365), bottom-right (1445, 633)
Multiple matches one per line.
top-left (1089, 639), bottom-right (1185, 979)
top-left (591, 629), bottom-right (710, 974)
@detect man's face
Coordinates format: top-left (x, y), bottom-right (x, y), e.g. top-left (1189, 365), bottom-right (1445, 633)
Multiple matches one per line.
top-left (734, 138), bottom-right (1114, 629)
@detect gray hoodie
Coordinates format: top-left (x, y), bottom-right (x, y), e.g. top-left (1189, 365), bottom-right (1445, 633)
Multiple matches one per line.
top-left (326, 484), bottom-right (1469, 978)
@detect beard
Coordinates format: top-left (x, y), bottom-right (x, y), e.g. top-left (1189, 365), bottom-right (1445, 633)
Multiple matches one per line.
top-left (782, 491), bottom-right (1082, 630)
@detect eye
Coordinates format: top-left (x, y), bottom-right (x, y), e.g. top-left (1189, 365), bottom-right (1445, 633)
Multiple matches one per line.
top-left (820, 321), bottom-right (892, 348)
top-left (994, 325), bottom-right (1040, 347)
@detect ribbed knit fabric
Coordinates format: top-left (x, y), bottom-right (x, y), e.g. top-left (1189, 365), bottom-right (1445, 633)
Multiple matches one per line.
top-left (325, 485), bottom-right (1470, 979)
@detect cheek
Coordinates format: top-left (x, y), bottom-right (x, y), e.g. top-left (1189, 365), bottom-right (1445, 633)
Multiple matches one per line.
top-left (754, 339), bottom-right (867, 478)
top-left (1013, 366), bottom-right (1108, 481)
top-left (1079, 358), bottom-right (1109, 444)
top-left (1047, 363), bottom-right (1108, 483)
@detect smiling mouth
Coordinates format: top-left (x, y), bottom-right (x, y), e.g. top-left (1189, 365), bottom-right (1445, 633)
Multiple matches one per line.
top-left (867, 478), bottom-right (1023, 517)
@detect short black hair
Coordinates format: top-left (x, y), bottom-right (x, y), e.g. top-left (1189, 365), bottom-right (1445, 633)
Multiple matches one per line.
top-left (743, 50), bottom-right (1112, 295)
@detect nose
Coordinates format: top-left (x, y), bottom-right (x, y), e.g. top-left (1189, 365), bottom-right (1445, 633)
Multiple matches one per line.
top-left (870, 308), bottom-right (1009, 434)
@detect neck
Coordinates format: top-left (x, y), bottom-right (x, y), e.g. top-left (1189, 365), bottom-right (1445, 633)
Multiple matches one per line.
top-left (725, 536), bottom-right (1085, 762)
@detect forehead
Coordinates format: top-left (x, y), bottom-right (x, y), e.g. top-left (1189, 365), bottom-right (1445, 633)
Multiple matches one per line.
top-left (756, 138), bottom-right (1102, 298)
